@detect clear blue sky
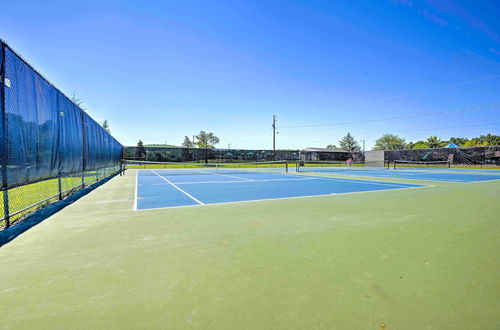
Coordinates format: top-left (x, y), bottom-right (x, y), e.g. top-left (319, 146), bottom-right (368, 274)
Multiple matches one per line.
top-left (2, 0), bottom-right (499, 149)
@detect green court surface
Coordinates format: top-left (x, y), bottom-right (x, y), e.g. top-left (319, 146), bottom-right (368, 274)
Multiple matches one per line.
top-left (1, 170), bottom-right (499, 329)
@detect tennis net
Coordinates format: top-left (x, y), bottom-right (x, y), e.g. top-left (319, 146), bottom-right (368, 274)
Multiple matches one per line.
top-left (124, 160), bottom-right (288, 175)
top-left (393, 160), bottom-right (450, 170)
top-left (296, 161), bottom-right (390, 173)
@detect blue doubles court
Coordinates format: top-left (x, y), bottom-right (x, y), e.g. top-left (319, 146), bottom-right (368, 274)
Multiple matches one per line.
top-left (134, 168), bottom-right (426, 210)
top-left (297, 166), bottom-right (500, 183)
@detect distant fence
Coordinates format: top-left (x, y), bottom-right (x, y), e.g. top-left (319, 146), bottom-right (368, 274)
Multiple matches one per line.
top-left (0, 40), bottom-right (123, 229)
top-left (124, 146), bottom-right (301, 162)
top-left (385, 146), bottom-right (500, 165)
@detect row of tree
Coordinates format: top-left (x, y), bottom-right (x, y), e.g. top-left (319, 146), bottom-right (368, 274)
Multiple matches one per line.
top-left (136, 131), bottom-right (221, 150)
top-left (373, 133), bottom-right (500, 150)
top-left (326, 133), bottom-right (500, 151)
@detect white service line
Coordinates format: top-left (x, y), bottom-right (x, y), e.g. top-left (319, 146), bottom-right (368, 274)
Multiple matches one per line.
top-left (175, 177), bottom-right (317, 185)
top-left (151, 170), bottom-right (205, 205)
top-left (461, 178), bottom-right (500, 184)
top-left (150, 177), bottom-right (317, 185)
top-left (213, 173), bottom-right (255, 181)
top-left (308, 175), bottom-right (424, 188)
top-left (301, 172), bottom-right (472, 184)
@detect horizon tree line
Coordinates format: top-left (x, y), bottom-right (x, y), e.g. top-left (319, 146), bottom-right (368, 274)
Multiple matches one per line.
top-left (326, 133), bottom-right (500, 151)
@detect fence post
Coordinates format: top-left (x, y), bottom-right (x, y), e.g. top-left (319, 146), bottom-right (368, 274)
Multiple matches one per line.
top-left (58, 174), bottom-right (63, 200)
top-left (120, 147), bottom-right (124, 176)
top-left (0, 41), bottom-right (10, 227)
top-left (81, 110), bottom-right (86, 188)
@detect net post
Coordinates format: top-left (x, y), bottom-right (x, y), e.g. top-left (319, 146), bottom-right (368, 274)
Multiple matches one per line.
top-left (285, 161), bottom-right (288, 173)
top-left (1, 41), bottom-right (10, 227)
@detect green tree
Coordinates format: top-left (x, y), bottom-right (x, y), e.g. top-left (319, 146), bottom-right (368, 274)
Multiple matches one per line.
top-left (463, 139), bottom-right (488, 147)
top-left (413, 141), bottom-right (429, 149)
top-left (182, 136), bottom-right (194, 148)
top-left (426, 136), bottom-right (444, 148)
top-left (326, 144), bottom-right (338, 149)
top-left (339, 133), bottom-right (360, 151)
top-left (135, 140), bottom-right (146, 159)
top-left (447, 137), bottom-right (468, 146)
top-left (373, 134), bottom-right (406, 150)
top-left (479, 134), bottom-right (500, 146)
top-left (101, 120), bottom-right (110, 133)
top-left (70, 90), bottom-right (86, 110)
top-left (195, 131), bottom-right (220, 149)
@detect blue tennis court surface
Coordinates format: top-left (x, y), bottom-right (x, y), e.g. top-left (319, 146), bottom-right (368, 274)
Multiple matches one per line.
top-left (135, 170), bottom-right (426, 210)
top-left (298, 167), bottom-right (500, 183)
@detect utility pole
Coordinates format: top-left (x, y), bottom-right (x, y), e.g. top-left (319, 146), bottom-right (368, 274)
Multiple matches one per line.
top-left (192, 134), bottom-right (195, 147)
top-left (362, 140), bottom-right (365, 153)
top-left (228, 143), bottom-right (231, 150)
top-left (272, 115), bottom-right (276, 158)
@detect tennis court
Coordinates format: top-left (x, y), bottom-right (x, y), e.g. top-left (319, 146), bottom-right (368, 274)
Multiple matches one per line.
top-left (135, 164), bottom-right (426, 210)
top-left (1, 36), bottom-right (499, 330)
top-left (3, 168), bottom-right (499, 329)
top-left (297, 164), bottom-right (500, 183)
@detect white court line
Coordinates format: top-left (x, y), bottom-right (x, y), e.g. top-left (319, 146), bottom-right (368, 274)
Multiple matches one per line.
top-left (300, 174), bottom-right (426, 188)
top-left (300, 172), bottom-right (476, 183)
top-left (461, 178), bottom-right (500, 184)
top-left (150, 177), bottom-right (316, 185)
top-left (135, 184), bottom-right (433, 212)
top-left (153, 175), bottom-right (420, 187)
top-left (170, 177), bottom-right (317, 185)
top-left (133, 170), bottom-right (139, 211)
top-left (150, 169), bottom-right (205, 205)
top-left (212, 173), bottom-right (255, 181)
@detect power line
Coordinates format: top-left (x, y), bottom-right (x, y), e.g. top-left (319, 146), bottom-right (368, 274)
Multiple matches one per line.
top-left (393, 122), bottom-right (500, 133)
top-left (278, 129), bottom-right (329, 144)
top-left (223, 128), bottom-right (272, 141)
top-left (283, 122), bottom-right (500, 137)
top-left (278, 103), bottom-right (500, 128)
top-left (278, 122), bottom-right (500, 140)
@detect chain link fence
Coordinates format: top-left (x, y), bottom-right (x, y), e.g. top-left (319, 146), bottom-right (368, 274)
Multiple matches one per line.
top-left (124, 146), bottom-right (301, 163)
top-left (384, 146), bottom-right (500, 166)
top-left (0, 41), bottom-right (123, 230)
